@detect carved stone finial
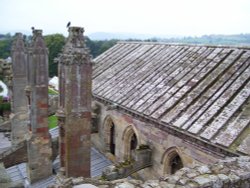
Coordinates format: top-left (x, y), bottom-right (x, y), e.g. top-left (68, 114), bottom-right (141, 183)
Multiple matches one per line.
top-left (32, 29), bottom-right (43, 37)
top-left (66, 26), bottom-right (85, 48)
top-left (11, 33), bottom-right (26, 52)
top-left (30, 29), bottom-right (47, 53)
top-left (58, 26), bottom-right (92, 65)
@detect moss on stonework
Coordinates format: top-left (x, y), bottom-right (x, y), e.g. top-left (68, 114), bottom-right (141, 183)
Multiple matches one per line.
top-left (99, 175), bottom-right (108, 181)
top-left (48, 115), bottom-right (58, 129)
top-left (115, 159), bottom-right (134, 169)
top-left (137, 144), bottom-right (150, 150)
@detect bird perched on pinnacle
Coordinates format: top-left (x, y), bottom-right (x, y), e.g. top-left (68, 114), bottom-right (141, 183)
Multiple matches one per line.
top-left (66, 21), bottom-right (71, 28)
top-left (31, 26), bottom-right (35, 31)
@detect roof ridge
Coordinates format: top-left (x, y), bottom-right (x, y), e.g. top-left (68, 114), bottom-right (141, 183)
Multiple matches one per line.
top-left (117, 41), bottom-right (250, 50)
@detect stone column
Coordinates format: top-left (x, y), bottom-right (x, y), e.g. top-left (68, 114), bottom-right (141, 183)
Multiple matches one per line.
top-left (10, 33), bottom-right (29, 144)
top-left (57, 27), bottom-right (92, 178)
top-left (26, 30), bottom-right (52, 183)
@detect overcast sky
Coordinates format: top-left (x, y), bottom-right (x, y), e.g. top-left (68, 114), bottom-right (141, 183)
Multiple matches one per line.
top-left (1, 0), bottom-right (250, 37)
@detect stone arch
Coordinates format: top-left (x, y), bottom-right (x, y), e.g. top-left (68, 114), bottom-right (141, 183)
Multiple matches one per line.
top-left (162, 147), bottom-right (184, 175)
top-left (122, 125), bottom-right (139, 160)
top-left (103, 115), bottom-right (116, 155)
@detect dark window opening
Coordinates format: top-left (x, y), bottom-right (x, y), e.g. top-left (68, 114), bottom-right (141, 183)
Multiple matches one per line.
top-left (170, 155), bottom-right (183, 174)
top-left (110, 123), bottom-right (115, 155)
top-left (130, 133), bottom-right (137, 151)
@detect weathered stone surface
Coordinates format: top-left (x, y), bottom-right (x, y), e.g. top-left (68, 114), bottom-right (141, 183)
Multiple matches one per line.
top-left (73, 184), bottom-right (98, 188)
top-left (237, 135), bottom-right (250, 155)
top-left (0, 120), bottom-right (11, 132)
top-left (26, 29), bottom-right (52, 183)
top-left (115, 182), bottom-right (134, 188)
top-left (228, 174), bottom-right (240, 183)
top-left (159, 181), bottom-right (172, 187)
top-left (217, 174), bottom-right (230, 183)
top-left (0, 163), bottom-right (23, 188)
top-left (10, 112), bottom-right (29, 144)
top-left (0, 135), bottom-right (59, 169)
top-left (193, 176), bottom-right (212, 187)
top-left (210, 164), bottom-right (224, 174)
top-left (98, 185), bottom-right (109, 188)
top-left (208, 175), bottom-right (223, 188)
top-left (0, 140), bottom-right (27, 168)
top-left (0, 163), bottom-right (11, 183)
top-left (10, 33), bottom-right (29, 144)
top-left (27, 136), bottom-right (52, 183)
top-left (51, 156), bottom-right (250, 188)
top-left (57, 27), bottom-right (93, 178)
top-left (177, 177), bottom-right (189, 185)
top-left (186, 172), bottom-right (199, 179)
top-left (102, 147), bottom-right (152, 180)
top-left (195, 165), bottom-right (211, 174)
top-left (49, 95), bottom-right (58, 115)
top-left (167, 175), bottom-right (180, 184)
top-left (0, 59), bottom-right (12, 87)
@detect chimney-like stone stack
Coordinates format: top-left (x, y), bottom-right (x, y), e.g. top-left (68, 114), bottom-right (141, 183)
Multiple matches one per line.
top-left (56, 27), bottom-right (92, 177)
top-left (26, 30), bottom-right (52, 183)
top-left (10, 33), bottom-right (29, 144)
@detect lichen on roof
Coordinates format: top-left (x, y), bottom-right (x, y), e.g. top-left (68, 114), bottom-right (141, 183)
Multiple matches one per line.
top-left (93, 41), bottom-right (250, 155)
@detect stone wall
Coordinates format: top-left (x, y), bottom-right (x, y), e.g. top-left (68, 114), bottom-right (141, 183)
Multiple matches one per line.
top-left (0, 59), bottom-right (12, 87)
top-left (0, 137), bottom-right (58, 168)
top-left (51, 156), bottom-right (250, 188)
top-left (0, 141), bottom-right (27, 168)
top-left (91, 101), bottom-right (224, 179)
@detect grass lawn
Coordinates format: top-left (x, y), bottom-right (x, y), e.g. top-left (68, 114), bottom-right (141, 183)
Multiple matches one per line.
top-left (48, 115), bottom-right (58, 129)
top-left (48, 88), bottom-right (58, 95)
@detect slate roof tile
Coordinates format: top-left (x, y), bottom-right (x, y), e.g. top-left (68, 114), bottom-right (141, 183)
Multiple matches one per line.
top-left (93, 42), bottom-right (250, 155)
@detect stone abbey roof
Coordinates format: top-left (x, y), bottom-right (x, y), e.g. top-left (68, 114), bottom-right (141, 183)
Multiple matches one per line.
top-left (93, 42), bottom-right (250, 156)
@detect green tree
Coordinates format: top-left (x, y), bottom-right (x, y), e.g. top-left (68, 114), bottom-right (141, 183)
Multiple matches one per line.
top-left (0, 38), bottom-right (12, 59)
top-left (85, 37), bottom-right (117, 58)
top-left (44, 34), bottom-right (65, 77)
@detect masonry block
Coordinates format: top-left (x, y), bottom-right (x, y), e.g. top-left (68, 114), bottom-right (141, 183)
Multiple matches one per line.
top-left (57, 27), bottom-right (93, 178)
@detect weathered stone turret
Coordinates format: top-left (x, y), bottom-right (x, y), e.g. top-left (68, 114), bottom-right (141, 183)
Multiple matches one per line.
top-left (10, 33), bottom-right (29, 144)
top-left (26, 29), bottom-right (52, 183)
top-left (56, 27), bottom-right (92, 178)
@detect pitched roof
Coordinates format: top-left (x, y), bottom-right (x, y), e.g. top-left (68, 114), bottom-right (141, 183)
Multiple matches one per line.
top-left (93, 42), bottom-right (250, 156)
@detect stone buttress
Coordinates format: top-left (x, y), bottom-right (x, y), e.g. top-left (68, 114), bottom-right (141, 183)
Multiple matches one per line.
top-left (56, 27), bottom-right (92, 178)
top-left (10, 33), bottom-right (29, 144)
top-left (26, 30), bottom-right (52, 183)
